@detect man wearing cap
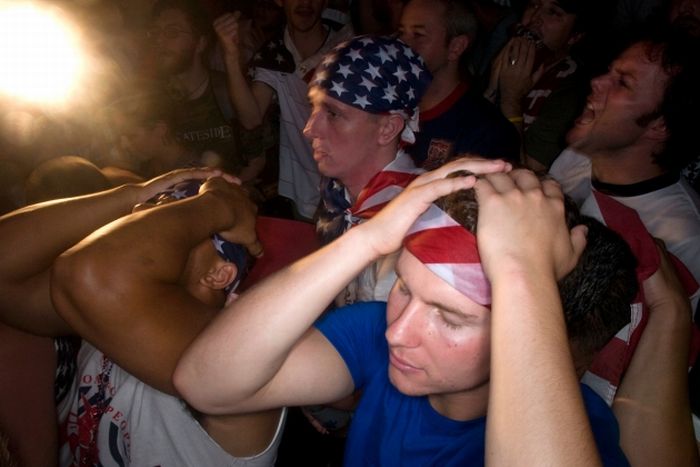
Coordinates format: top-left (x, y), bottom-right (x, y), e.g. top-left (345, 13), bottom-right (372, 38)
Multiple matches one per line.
top-left (0, 168), bottom-right (284, 465)
top-left (175, 160), bottom-right (636, 465)
top-left (310, 34), bottom-right (432, 304)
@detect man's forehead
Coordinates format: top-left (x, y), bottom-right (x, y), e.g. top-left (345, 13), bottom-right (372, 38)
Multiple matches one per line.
top-left (154, 8), bottom-right (191, 27)
top-left (396, 249), bottom-right (487, 317)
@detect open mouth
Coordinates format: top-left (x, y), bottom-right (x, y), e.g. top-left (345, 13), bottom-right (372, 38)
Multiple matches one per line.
top-left (575, 102), bottom-right (595, 126)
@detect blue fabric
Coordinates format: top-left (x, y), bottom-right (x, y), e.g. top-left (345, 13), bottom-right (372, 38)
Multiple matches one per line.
top-left (408, 87), bottom-right (520, 168)
top-left (316, 302), bottom-right (629, 467)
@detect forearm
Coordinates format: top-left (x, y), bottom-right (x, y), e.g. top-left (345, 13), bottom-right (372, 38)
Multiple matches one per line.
top-left (613, 305), bottom-right (698, 467)
top-left (223, 53), bottom-right (267, 129)
top-left (0, 185), bottom-right (139, 333)
top-left (175, 226), bottom-right (377, 412)
top-left (487, 267), bottom-right (601, 467)
top-left (0, 184), bottom-right (137, 282)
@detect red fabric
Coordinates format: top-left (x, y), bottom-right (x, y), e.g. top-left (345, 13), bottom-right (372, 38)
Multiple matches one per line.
top-left (240, 216), bottom-right (320, 291)
top-left (587, 192), bottom-right (700, 394)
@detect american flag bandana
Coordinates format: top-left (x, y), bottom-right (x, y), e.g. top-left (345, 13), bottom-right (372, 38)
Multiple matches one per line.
top-left (316, 151), bottom-right (423, 244)
top-left (403, 203), bottom-right (492, 306)
top-left (146, 180), bottom-right (250, 296)
top-left (311, 35), bottom-right (432, 144)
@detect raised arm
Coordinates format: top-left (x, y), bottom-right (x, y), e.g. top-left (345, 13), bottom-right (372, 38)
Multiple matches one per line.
top-left (478, 170), bottom-right (597, 466)
top-left (174, 158), bottom-right (511, 415)
top-left (214, 12), bottom-right (275, 130)
top-left (613, 242), bottom-right (700, 467)
top-left (0, 167), bottom-right (220, 336)
top-left (49, 177), bottom-right (258, 395)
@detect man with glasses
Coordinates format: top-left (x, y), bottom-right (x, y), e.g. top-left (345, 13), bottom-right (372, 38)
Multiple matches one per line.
top-left (144, 0), bottom-right (261, 178)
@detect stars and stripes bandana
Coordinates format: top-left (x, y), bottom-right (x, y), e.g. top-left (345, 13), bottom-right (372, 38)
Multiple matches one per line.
top-left (146, 180), bottom-right (250, 296)
top-left (316, 150), bottom-right (423, 244)
top-left (403, 203), bottom-right (492, 306)
top-left (311, 35), bottom-right (432, 144)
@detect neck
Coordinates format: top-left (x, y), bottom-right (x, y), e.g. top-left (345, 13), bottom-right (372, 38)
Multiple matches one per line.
top-left (341, 148), bottom-right (397, 201)
top-left (152, 143), bottom-right (195, 174)
top-left (172, 61), bottom-right (210, 100)
top-left (428, 382), bottom-right (489, 421)
top-left (420, 67), bottom-right (462, 112)
top-left (589, 148), bottom-right (665, 185)
top-left (288, 23), bottom-right (327, 60)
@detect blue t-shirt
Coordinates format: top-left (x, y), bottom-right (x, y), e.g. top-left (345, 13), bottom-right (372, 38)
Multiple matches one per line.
top-left (408, 83), bottom-right (520, 169)
top-left (316, 301), bottom-right (629, 467)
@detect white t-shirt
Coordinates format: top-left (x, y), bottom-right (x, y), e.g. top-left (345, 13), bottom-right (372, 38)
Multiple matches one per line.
top-left (58, 342), bottom-right (286, 467)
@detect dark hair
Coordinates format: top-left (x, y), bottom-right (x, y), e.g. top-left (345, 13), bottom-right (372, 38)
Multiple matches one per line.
top-left (435, 183), bottom-right (638, 362)
top-left (150, 0), bottom-right (212, 38)
top-left (637, 30), bottom-right (700, 172)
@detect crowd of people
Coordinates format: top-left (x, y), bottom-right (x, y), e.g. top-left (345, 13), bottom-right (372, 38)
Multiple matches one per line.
top-left (0, 0), bottom-right (699, 466)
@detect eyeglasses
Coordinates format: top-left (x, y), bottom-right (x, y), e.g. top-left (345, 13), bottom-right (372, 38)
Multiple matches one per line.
top-left (146, 26), bottom-right (194, 40)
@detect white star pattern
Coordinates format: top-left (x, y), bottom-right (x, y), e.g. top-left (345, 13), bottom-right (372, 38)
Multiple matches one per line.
top-left (359, 37), bottom-right (374, 46)
top-left (382, 88), bottom-right (397, 103)
top-left (353, 94), bottom-right (371, 109)
top-left (366, 63), bottom-right (381, 80)
top-left (212, 236), bottom-right (226, 254)
top-left (337, 63), bottom-right (352, 78)
top-left (331, 81), bottom-right (348, 96)
top-left (171, 189), bottom-right (188, 199)
top-left (360, 76), bottom-right (377, 92)
top-left (407, 87), bottom-right (415, 100)
top-left (275, 54), bottom-right (284, 64)
top-left (394, 66), bottom-right (407, 83)
top-left (403, 45), bottom-right (415, 58)
top-left (377, 47), bottom-right (391, 64)
top-left (348, 48), bottom-right (363, 62)
top-left (385, 43), bottom-right (398, 58)
top-left (410, 62), bottom-right (423, 78)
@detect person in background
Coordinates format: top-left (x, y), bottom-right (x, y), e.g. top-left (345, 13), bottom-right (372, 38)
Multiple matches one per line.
top-left (398, 0), bottom-right (520, 168)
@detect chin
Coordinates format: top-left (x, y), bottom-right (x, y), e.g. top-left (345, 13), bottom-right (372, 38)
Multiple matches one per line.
top-left (388, 367), bottom-right (429, 397)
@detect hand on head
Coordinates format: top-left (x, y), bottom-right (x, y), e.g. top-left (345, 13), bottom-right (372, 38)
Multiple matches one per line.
top-left (474, 169), bottom-right (587, 282)
top-left (359, 157), bottom-right (511, 258)
top-left (199, 177), bottom-right (262, 258)
top-left (135, 167), bottom-right (238, 206)
top-left (643, 239), bottom-right (692, 317)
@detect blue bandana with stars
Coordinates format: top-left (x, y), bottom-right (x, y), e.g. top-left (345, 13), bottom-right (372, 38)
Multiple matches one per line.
top-left (146, 180), bottom-right (250, 296)
top-left (311, 35), bottom-right (432, 144)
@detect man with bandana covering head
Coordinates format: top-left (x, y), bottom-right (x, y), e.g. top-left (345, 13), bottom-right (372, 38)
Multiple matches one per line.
top-left (310, 34), bottom-right (432, 305)
top-left (0, 168), bottom-right (286, 466)
top-left (177, 160), bottom-right (642, 465)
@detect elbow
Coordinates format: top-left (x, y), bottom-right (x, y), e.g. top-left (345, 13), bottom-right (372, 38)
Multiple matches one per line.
top-left (173, 352), bottom-right (245, 415)
top-left (173, 356), bottom-right (218, 413)
top-left (50, 250), bottom-right (85, 319)
top-left (50, 248), bottom-right (109, 323)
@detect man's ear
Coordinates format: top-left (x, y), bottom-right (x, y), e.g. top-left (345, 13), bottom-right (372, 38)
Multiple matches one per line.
top-left (377, 113), bottom-right (406, 145)
top-left (645, 116), bottom-right (668, 143)
top-left (196, 35), bottom-right (208, 56)
top-left (200, 261), bottom-right (238, 292)
top-left (567, 31), bottom-right (585, 47)
top-left (448, 34), bottom-right (470, 62)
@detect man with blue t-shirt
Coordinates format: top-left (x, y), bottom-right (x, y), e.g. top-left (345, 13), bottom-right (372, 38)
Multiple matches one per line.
top-left (176, 158), bottom-right (644, 465)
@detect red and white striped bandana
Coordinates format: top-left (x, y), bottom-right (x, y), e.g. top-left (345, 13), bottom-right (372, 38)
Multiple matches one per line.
top-left (403, 203), bottom-right (492, 306)
top-left (349, 150), bottom-right (424, 223)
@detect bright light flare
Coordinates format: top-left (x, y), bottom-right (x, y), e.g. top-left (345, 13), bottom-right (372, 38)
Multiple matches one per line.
top-left (0, 2), bottom-right (85, 105)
